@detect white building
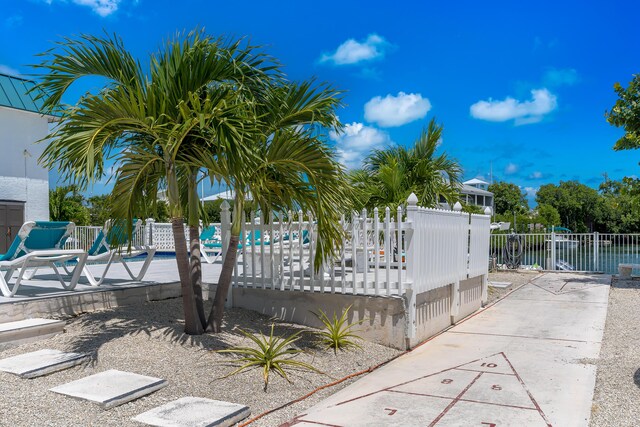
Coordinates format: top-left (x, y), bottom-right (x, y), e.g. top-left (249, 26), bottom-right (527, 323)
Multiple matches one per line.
top-left (0, 73), bottom-right (53, 251)
top-left (461, 178), bottom-right (494, 211)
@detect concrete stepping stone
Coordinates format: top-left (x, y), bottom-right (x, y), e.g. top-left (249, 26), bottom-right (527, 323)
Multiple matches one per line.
top-left (0, 318), bottom-right (65, 350)
top-left (133, 397), bottom-right (250, 427)
top-left (0, 349), bottom-right (89, 379)
top-left (50, 369), bottom-right (168, 409)
top-left (489, 281), bottom-right (512, 289)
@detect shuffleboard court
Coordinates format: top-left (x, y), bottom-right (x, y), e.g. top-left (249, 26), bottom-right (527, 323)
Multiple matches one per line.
top-left (286, 273), bottom-right (609, 427)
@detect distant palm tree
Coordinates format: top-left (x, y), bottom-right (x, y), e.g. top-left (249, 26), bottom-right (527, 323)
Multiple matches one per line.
top-left (350, 118), bottom-right (461, 211)
top-left (49, 185), bottom-right (89, 225)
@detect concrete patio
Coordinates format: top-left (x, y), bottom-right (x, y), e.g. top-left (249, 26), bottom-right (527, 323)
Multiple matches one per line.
top-left (0, 258), bottom-right (222, 323)
top-left (286, 272), bottom-right (610, 427)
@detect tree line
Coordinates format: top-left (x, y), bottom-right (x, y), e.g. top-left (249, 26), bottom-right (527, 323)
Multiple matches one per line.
top-left (489, 176), bottom-right (640, 233)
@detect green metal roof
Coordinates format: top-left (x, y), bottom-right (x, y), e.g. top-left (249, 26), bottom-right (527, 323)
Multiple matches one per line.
top-left (0, 73), bottom-right (46, 115)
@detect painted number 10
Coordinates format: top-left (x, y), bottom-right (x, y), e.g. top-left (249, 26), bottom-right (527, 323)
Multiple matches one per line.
top-left (481, 363), bottom-right (497, 368)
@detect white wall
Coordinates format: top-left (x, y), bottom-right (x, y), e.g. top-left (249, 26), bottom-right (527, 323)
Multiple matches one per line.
top-left (0, 106), bottom-right (51, 221)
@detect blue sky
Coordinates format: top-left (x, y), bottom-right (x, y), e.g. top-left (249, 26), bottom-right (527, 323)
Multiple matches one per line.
top-left (2, 0), bottom-right (639, 203)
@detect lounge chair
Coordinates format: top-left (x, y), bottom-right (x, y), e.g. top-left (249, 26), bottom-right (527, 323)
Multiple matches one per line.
top-left (200, 226), bottom-right (269, 264)
top-left (71, 219), bottom-right (156, 286)
top-left (0, 221), bottom-right (87, 297)
top-left (200, 225), bottom-right (223, 264)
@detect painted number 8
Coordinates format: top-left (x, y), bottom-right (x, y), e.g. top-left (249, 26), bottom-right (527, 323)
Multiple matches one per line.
top-left (441, 379), bottom-right (453, 384)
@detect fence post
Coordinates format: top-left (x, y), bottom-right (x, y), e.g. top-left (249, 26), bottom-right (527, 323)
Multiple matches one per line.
top-left (220, 200), bottom-right (232, 308)
top-left (451, 202), bottom-right (463, 321)
top-left (593, 231), bottom-right (599, 272)
top-left (404, 193), bottom-right (418, 345)
top-left (481, 207), bottom-right (492, 304)
top-left (550, 230), bottom-right (556, 271)
top-left (145, 219), bottom-right (155, 246)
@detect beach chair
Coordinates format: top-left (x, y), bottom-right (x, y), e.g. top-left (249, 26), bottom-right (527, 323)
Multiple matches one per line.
top-left (200, 225), bottom-right (223, 264)
top-left (73, 219), bottom-right (156, 286)
top-left (0, 221), bottom-right (87, 297)
top-left (200, 226), bottom-right (270, 264)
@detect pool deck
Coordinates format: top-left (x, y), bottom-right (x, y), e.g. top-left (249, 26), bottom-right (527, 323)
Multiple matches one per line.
top-left (0, 259), bottom-right (223, 321)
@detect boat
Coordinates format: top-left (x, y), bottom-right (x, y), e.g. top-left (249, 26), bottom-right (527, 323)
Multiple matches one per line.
top-left (552, 235), bottom-right (579, 250)
top-left (546, 227), bottom-right (579, 250)
top-left (555, 259), bottom-right (575, 271)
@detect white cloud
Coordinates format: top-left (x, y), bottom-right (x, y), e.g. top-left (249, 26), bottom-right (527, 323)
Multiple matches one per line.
top-left (329, 122), bottom-right (391, 169)
top-left (73, 0), bottom-right (120, 16)
top-left (543, 68), bottom-right (579, 87)
top-left (529, 171), bottom-right (543, 179)
top-left (43, 0), bottom-right (121, 16)
top-left (524, 186), bottom-right (538, 198)
top-left (469, 88), bottom-right (557, 125)
top-left (0, 64), bottom-right (20, 76)
top-left (364, 92), bottom-right (431, 127)
top-left (4, 14), bottom-right (23, 28)
top-left (505, 163), bottom-right (519, 175)
top-left (320, 34), bottom-right (390, 65)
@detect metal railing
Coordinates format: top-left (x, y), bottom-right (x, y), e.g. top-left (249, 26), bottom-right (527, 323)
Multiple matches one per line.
top-left (490, 232), bottom-right (640, 274)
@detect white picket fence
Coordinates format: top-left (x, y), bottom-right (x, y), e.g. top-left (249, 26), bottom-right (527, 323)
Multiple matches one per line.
top-left (68, 195), bottom-right (491, 300)
top-left (215, 195), bottom-right (491, 299)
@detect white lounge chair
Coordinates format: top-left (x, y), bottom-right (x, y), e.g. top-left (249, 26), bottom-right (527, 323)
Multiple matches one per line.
top-left (200, 225), bottom-right (223, 264)
top-left (74, 219), bottom-right (156, 286)
top-left (0, 221), bottom-right (87, 297)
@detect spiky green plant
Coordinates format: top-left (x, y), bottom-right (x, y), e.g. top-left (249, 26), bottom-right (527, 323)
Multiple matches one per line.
top-left (217, 324), bottom-right (321, 391)
top-left (313, 305), bottom-right (364, 354)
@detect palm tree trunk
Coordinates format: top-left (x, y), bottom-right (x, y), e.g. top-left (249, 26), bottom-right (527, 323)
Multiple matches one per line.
top-left (187, 171), bottom-right (206, 329)
top-left (207, 195), bottom-right (243, 332)
top-left (207, 233), bottom-right (239, 332)
top-left (173, 218), bottom-right (203, 335)
top-left (189, 224), bottom-right (207, 328)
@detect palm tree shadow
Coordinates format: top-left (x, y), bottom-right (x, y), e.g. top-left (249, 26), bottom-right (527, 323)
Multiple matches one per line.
top-left (59, 298), bottom-right (322, 360)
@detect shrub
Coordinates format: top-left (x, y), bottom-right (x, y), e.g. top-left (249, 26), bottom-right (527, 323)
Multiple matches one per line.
top-left (313, 304), bottom-right (364, 354)
top-left (217, 324), bottom-right (321, 391)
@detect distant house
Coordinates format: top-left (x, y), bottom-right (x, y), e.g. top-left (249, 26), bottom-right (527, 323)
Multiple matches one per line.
top-left (0, 73), bottom-right (54, 251)
top-left (461, 178), bottom-right (494, 211)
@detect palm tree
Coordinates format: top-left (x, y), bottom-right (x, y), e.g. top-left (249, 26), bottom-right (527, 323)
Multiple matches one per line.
top-left (200, 80), bottom-right (349, 332)
top-left (49, 185), bottom-right (90, 225)
top-left (34, 31), bottom-right (274, 334)
top-left (34, 30), bottom-right (349, 335)
top-left (350, 118), bottom-right (461, 211)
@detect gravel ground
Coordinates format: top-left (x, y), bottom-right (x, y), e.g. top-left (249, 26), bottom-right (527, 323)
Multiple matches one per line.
top-left (0, 299), bottom-right (401, 427)
top-left (590, 276), bottom-right (640, 426)
top-left (486, 270), bottom-right (541, 304)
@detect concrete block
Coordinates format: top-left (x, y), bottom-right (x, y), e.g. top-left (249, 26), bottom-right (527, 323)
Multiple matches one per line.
top-left (0, 349), bottom-right (89, 378)
top-left (0, 318), bottom-right (65, 350)
top-left (489, 281), bottom-right (512, 288)
top-left (618, 264), bottom-right (634, 278)
top-left (133, 396), bottom-right (250, 427)
top-left (232, 287), bottom-right (406, 349)
top-left (50, 369), bottom-right (167, 409)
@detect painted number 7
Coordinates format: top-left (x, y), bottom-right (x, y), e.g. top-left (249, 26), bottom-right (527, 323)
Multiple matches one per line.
top-left (481, 423), bottom-right (496, 427)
